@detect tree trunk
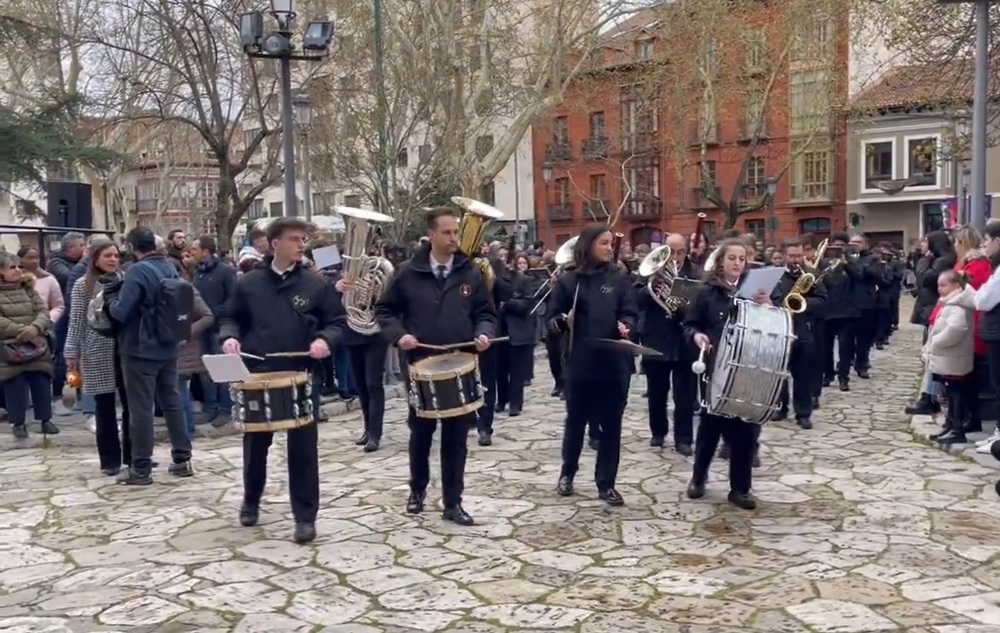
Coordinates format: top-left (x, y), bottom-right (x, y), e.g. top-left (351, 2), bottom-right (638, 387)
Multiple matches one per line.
top-left (215, 177), bottom-right (235, 252)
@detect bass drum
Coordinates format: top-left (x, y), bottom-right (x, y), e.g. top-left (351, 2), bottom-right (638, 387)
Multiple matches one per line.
top-left (705, 300), bottom-right (795, 424)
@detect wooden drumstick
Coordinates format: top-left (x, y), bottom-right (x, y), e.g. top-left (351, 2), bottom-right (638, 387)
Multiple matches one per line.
top-left (416, 337), bottom-right (510, 352)
top-left (266, 351), bottom-right (314, 358)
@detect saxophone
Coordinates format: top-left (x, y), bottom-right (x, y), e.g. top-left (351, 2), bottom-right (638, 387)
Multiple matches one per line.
top-left (782, 267), bottom-right (816, 314)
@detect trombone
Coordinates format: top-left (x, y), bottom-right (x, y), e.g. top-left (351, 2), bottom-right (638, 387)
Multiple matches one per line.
top-left (529, 236), bottom-right (577, 315)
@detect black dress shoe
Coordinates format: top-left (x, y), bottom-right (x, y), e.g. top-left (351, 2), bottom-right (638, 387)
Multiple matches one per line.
top-left (796, 417), bottom-right (813, 430)
top-left (717, 444), bottom-right (731, 460)
top-left (293, 522), bottom-right (317, 544)
top-left (588, 437), bottom-right (599, 450)
top-left (641, 391), bottom-right (648, 398)
top-left (875, 342), bottom-right (885, 350)
top-left (550, 388), bottom-right (561, 398)
top-left (406, 491), bottom-right (425, 514)
top-left (675, 443), bottom-right (693, 457)
top-left (556, 475), bottom-right (574, 496)
top-left (508, 408), bottom-right (521, 417)
top-left (443, 505), bottom-right (474, 526)
top-left (728, 490), bottom-right (757, 510)
top-left (857, 368), bottom-right (871, 379)
top-left (101, 466), bottom-right (120, 476)
top-left (752, 451), bottom-right (761, 468)
top-left (930, 422), bottom-right (952, 441)
top-left (354, 433), bottom-right (370, 446)
top-left (11, 424), bottom-right (28, 439)
top-left (686, 479), bottom-right (706, 499)
top-left (477, 431), bottom-right (493, 447)
top-left (363, 437), bottom-right (380, 452)
top-left (936, 430), bottom-right (968, 445)
top-left (771, 410), bottom-right (787, 422)
top-left (495, 403), bottom-right (507, 413)
top-left (839, 380), bottom-right (850, 392)
top-left (812, 396), bottom-right (821, 410)
top-left (39, 420), bottom-right (60, 434)
top-left (822, 377), bottom-right (833, 387)
top-left (116, 468), bottom-right (152, 486)
top-left (239, 504), bottom-right (259, 527)
top-left (599, 488), bottom-right (625, 506)
top-left (168, 461), bottom-right (195, 477)
top-left (649, 435), bottom-right (665, 448)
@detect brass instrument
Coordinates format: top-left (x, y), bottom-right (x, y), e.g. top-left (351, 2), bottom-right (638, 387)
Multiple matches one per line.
top-left (451, 196), bottom-right (504, 289)
top-left (805, 238), bottom-right (828, 270)
top-left (703, 245), bottom-right (720, 272)
top-left (782, 267), bottom-right (816, 314)
top-left (334, 206), bottom-right (396, 335)
top-left (529, 235), bottom-right (577, 315)
top-left (639, 244), bottom-right (683, 312)
top-left (612, 232), bottom-right (625, 262)
top-left (692, 212), bottom-right (707, 253)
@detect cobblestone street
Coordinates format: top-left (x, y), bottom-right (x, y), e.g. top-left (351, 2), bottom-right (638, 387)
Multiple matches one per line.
top-left (2, 315), bottom-right (1000, 633)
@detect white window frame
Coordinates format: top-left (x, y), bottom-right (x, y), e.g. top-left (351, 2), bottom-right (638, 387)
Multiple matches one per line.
top-left (902, 133), bottom-right (942, 191)
top-left (860, 137), bottom-right (897, 194)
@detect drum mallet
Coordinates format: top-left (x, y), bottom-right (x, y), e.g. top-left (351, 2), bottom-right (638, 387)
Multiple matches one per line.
top-left (692, 346), bottom-right (708, 375)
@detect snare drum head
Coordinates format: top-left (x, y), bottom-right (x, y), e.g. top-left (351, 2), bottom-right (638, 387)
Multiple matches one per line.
top-left (412, 352), bottom-right (477, 375)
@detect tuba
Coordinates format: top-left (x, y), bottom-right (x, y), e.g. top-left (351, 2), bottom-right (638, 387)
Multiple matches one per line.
top-left (452, 196), bottom-right (504, 289)
top-left (335, 206), bottom-right (395, 335)
top-left (639, 244), bottom-right (682, 312)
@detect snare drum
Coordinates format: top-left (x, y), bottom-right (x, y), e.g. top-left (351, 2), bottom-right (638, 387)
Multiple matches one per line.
top-left (231, 371), bottom-right (315, 433)
top-left (409, 352), bottom-right (483, 419)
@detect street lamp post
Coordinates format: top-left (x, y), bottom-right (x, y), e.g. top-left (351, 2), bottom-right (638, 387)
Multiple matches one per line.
top-left (541, 161), bottom-right (553, 247)
top-left (240, 0), bottom-right (333, 219)
top-left (961, 166), bottom-right (972, 224)
top-left (765, 176), bottom-right (778, 244)
top-left (293, 92), bottom-right (313, 222)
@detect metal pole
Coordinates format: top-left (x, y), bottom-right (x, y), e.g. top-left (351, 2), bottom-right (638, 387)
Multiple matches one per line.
top-left (970, 0), bottom-right (990, 227)
top-left (280, 51), bottom-right (298, 218)
top-left (373, 0), bottom-right (389, 213)
top-left (101, 181), bottom-right (110, 230)
top-left (302, 129), bottom-right (313, 221)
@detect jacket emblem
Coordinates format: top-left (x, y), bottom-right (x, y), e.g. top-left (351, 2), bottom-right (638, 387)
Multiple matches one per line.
top-left (291, 294), bottom-right (310, 310)
top-left (459, 284), bottom-right (471, 297)
top-left (600, 284), bottom-right (615, 295)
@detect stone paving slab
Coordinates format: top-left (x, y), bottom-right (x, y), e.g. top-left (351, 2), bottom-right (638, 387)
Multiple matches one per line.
top-left (2, 305), bottom-right (1000, 632)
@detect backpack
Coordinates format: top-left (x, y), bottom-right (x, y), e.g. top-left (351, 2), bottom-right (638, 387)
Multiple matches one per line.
top-left (153, 277), bottom-right (195, 345)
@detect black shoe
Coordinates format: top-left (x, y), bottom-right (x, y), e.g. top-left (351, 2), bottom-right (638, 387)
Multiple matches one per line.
top-left (686, 479), bottom-right (706, 499)
top-left (936, 430), bottom-right (968, 445)
top-left (557, 475), bottom-right (574, 496)
top-left (116, 468), bottom-right (152, 486)
top-left (363, 437), bottom-right (380, 453)
top-left (857, 368), bottom-right (870, 379)
top-left (293, 522), bottom-right (317, 544)
top-left (495, 403), bottom-right (506, 413)
top-left (477, 431), bottom-right (493, 447)
top-left (101, 466), bottom-right (120, 476)
top-left (210, 415), bottom-right (231, 429)
top-left (588, 437), bottom-right (599, 451)
top-left (443, 505), bottom-right (474, 526)
top-left (675, 443), bottom-right (693, 457)
top-left (550, 388), bottom-right (561, 398)
top-left (508, 408), bottom-right (521, 417)
top-left (239, 503), bottom-right (259, 527)
top-left (838, 380), bottom-right (850, 392)
top-left (11, 424), bottom-right (27, 439)
top-left (558, 391), bottom-right (566, 401)
top-left (968, 420), bottom-right (983, 434)
top-left (39, 421), bottom-right (60, 435)
top-left (822, 377), bottom-right (833, 387)
top-left (752, 451), bottom-right (761, 468)
top-left (930, 422), bottom-right (952, 441)
top-left (599, 488), bottom-right (624, 506)
top-left (875, 342), bottom-right (884, 350)
top-left (168, 461), bottom-right (195, 478)
top-left (406, 491), bottom-right (425, 514)
top-left (771, 410), bottom-right (787, 422)
top-left (717, 444), bottom-right (731, 460)
top-left (354, 432), bottom-right (370, 446)
top-left (797, 417), bottom-right (813, 430)
top-left (905, 396), bottom-right (938, 415)
top-left (728, 490), bottom-right (757, 510)
top-left (641, 391), bottom-right (648, 398)
top-left (812, 396), bottom-right (821, 410)
top-left (649, 435), bottom-right (665, 448)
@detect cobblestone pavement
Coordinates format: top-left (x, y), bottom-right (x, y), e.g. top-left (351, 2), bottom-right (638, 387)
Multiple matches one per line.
top-left (3, 314), bottom-right (1000, 633)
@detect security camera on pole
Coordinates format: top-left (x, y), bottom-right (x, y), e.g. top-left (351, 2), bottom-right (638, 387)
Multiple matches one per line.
top-left (240, 0), bottom-right (333, 218)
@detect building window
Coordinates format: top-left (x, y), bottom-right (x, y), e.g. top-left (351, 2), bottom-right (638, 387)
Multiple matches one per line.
top-left (789, 70), bottom-right (830, 135)
top-left (344, 194), bottom-right (362, 208)
top-left (246, 199), bottom-right (265, 220)
top-left (268, 201), bottom-right (283, 217)
top-left (698, 160), bottom-right (717, 187)
top-left (792, 13), bottom-right (833, 62)
top-left (590, 174), bottom-right (607, 200)
top-left (554, 177), bottom-right (571, 205)
top-left (745, 157), bottom-right (766, 185)
top-left (744, 92), bottom-right (766, 137)
top-left (243, 128), bottom-right (261, 150)
top-left (698, 95), bottom-right (718, 143)
top-left (702, 221), bottom-right (717, 241)
top-left (745, 219), bottom-right (766, 240)
top-left (906, 136), bottom-right (939, 187)
top-left (475, 135), bottom-right (494, 161)
top-left (620, 84), bottom-right (659, 150)
top-left (634, 39), bottom-right (654, 60)
top-left (863, 139), bottom-right (896, 190)
top-left (478, 181), bottom-right (496, 206)
top-left (589, 112), bottom-right (606, 138)
top-left (196, 181), bottom-right (218, 209)
top-left (626, 165), bottom-right (660, 199)
top-left (312, 191), bottom-right (336, 214)
top-left (790, 139), bottom-right (833, 201)
top-left (799, 218), bottom-right (831, 235)
top-left (418, 144), bottom-right (432, 163)
top-left (744, 30), bottom-right (766, 70)
top-left (698, 38), bottom-right (719, 75)
top-left (396, 148), bottom-right (409, 167)
top-left (554, 117), bottom-right (569, 144)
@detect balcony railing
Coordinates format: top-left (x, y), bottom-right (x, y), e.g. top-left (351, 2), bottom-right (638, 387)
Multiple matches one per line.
top-left (545, 141), bottom-right (573, 162)
top-left (620, 132), bottom-right (658, 154)
top-left (739, 182), bottom-right (770, 205)
top-left (622, 195), bottom-right (663, 220)
top-left (688, 123), bottom-right (720, 146)
top-left (581, 136), bottom-right (610, 160)
top-left (737, 118), bottom-right (770, 142)
top-left (583, 199), bottom-right (611, 219)
top-left (690, 186), bottom-right (720, 209)
top-left (789, 183), bottom-right (834, 204)
top-left (548, 203), bottom-right (574, 221)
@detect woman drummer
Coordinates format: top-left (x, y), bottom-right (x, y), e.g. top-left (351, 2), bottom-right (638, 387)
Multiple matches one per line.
top-left (682, 238), bottom-right (769, 510)
top-left (547, 224), bottom-right (638, 506)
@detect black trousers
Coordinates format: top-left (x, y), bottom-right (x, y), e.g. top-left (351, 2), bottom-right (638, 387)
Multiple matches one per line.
top-left (824, 318), bottom-right (856, 381)
top-left (94, 352), bottom-right (132, 470)
top-left (544, 333), bottom-right (563, 390)
top-left (987, 341), bottom-right (1000, 392)
top-left (408, 409), bottom-right (471, 506)
top-left (478, 347), bottom-right (499, 434)
top-left (944, 376), bottom-right (977, 431)
top-left (889, 293), bottom-right (901, 328)
top-left (561, 378), bottom-right (629, 490)
top-left (243, 421), bottom-right (320, 523)
top-left (497, 344), bottom-right (534, 411)
top-left (811, 321), bottom-right (826, 397)
top-left (347, 341), bottom-right (388, 440)
top-left (874, 307), bottom-right (893, 344)
top-left (643, 360), bottom-right (695, 446)
top-left (692, 413), bottom-right (755, 494)
top-left (779, 342), bottom-right (815, 419)
top-left (854, 309), bottom-right (876, 370)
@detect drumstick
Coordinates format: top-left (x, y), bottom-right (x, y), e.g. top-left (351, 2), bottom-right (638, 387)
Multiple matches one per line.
top-left (416, 337), bottom-right (510, 352)
top-left (266, 351), bottom-right (313, 358)
top-left (240, 352), bottom-right (266, 361)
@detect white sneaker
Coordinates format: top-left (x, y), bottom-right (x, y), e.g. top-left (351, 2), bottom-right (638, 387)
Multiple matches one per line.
top-left (976, 428), bottom-right (1000, 447)
top-left (52, 401), bottom-right (72, 417)
top-left (86, 415), bottom-right (97, 434)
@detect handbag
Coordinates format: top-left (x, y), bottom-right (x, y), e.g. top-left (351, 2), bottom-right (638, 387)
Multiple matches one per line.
top-left (0, 336), bottom-right (49, 365)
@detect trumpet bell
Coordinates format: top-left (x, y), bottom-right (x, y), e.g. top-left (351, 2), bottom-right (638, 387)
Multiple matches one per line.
top-left (334, 206), bottom-right (394, 224)
top-left (638, 244), bottom-right (672, 277)
top-left (554, 236), bottom-right (578, 267)
top-left (451, 196), bottom-right (504, 220)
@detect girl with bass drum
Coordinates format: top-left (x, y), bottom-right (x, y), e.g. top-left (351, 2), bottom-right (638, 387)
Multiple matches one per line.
top-left (682, 238), bottom-right (769, 510)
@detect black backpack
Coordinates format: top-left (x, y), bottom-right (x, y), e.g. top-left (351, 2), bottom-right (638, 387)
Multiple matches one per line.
top-left (153, 276), bottom-right (195, 345)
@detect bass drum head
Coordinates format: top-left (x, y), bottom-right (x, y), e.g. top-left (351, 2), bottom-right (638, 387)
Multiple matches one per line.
top-left (411, 352), bottom-right (478, 378)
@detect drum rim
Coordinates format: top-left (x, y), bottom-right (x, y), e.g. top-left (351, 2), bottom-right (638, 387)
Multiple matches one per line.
top-left (413, 399), bottom-right (484, 419)
top-left (410, 356), bottom-right (478, 380)
top-left (238, 371), bottom-right (311, 390)
top-left (238, 416), bottom-right (314, 432)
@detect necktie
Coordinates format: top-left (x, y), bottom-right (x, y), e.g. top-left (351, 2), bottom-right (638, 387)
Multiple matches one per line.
top-left (436, 265), bottom-right (446, 286)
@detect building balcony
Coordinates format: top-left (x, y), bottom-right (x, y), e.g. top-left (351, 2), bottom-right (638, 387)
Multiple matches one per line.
top-left (583, 199), bottom-right (610, 220)
top-left (739, 182), bottom-right (769, 207)
top-left (622, 195), bottom-right (663, 221)
top-left (620, 132), bottom-right (659, 155)
top-left (545, 142), bottom-right (573, 162)
top-left (548, 203), bottom-right (575, 221)
top-left (688, 123), bottom-right (720, 147)
top-left (581, 136), bottom-right (610, 160)
top-left (737, 118), bottom-right (770, 143)
top-left (690, 186), bottom-right (720, 209)
top-left (789, 183), bottom-right (834, 206)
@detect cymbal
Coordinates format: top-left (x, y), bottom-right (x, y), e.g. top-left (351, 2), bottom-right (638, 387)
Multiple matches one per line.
top-left (592, 338), bottom-right (663, 357)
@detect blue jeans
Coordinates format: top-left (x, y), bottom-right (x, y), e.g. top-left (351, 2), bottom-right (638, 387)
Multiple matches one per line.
top-left (335, 346), bottom-right (355, 397)
top-left (178, 374), bottom-right (196, 436)
top-left (80, 392), bottom-right (96, 415)
top-left (199, 333), bottom-right (231, 415)
top-left (5, 371), bottom-right (53, 426)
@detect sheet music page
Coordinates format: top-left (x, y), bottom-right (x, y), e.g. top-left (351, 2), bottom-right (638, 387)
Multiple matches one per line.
top-left (202, 354), bottom-right (253, 383)
top-left (736, 267), bottom-right (785, 300)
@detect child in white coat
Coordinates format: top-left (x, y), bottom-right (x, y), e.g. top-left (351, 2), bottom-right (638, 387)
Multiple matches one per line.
top-left (925, 270), bottom-right (976, 445)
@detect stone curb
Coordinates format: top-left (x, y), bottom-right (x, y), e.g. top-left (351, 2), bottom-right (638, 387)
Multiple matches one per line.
top-left (909, 412), bottom-right (1000, 471)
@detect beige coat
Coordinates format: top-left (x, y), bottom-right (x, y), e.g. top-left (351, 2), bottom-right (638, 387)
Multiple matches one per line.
top-left (0, 275), bottom-right (54, 381)
top-left (926, 287), bottom-right (975, 378)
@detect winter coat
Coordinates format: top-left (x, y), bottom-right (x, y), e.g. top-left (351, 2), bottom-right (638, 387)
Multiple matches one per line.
top-left (0, 276), bottom-right (54, 382)
top-left (177, 289), bottom-right (214, 376)
top-left (30, 269), bottom-right (64, 324)
top-left (65, 276), bottom-right (118, 395)
top-left (911, 252), bottom-right (957, 325)
top-left (955, 251), bottom-right (991, 356)
top-left (926, 287), bottom-right (975, 378)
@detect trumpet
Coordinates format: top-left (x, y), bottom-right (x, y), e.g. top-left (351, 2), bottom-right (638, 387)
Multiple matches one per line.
top-left (782, 267), bottom-right (816, 314)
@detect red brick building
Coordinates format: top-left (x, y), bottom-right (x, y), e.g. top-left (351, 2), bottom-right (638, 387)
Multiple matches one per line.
top-left (532, 5), bottom-right (849, 249)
